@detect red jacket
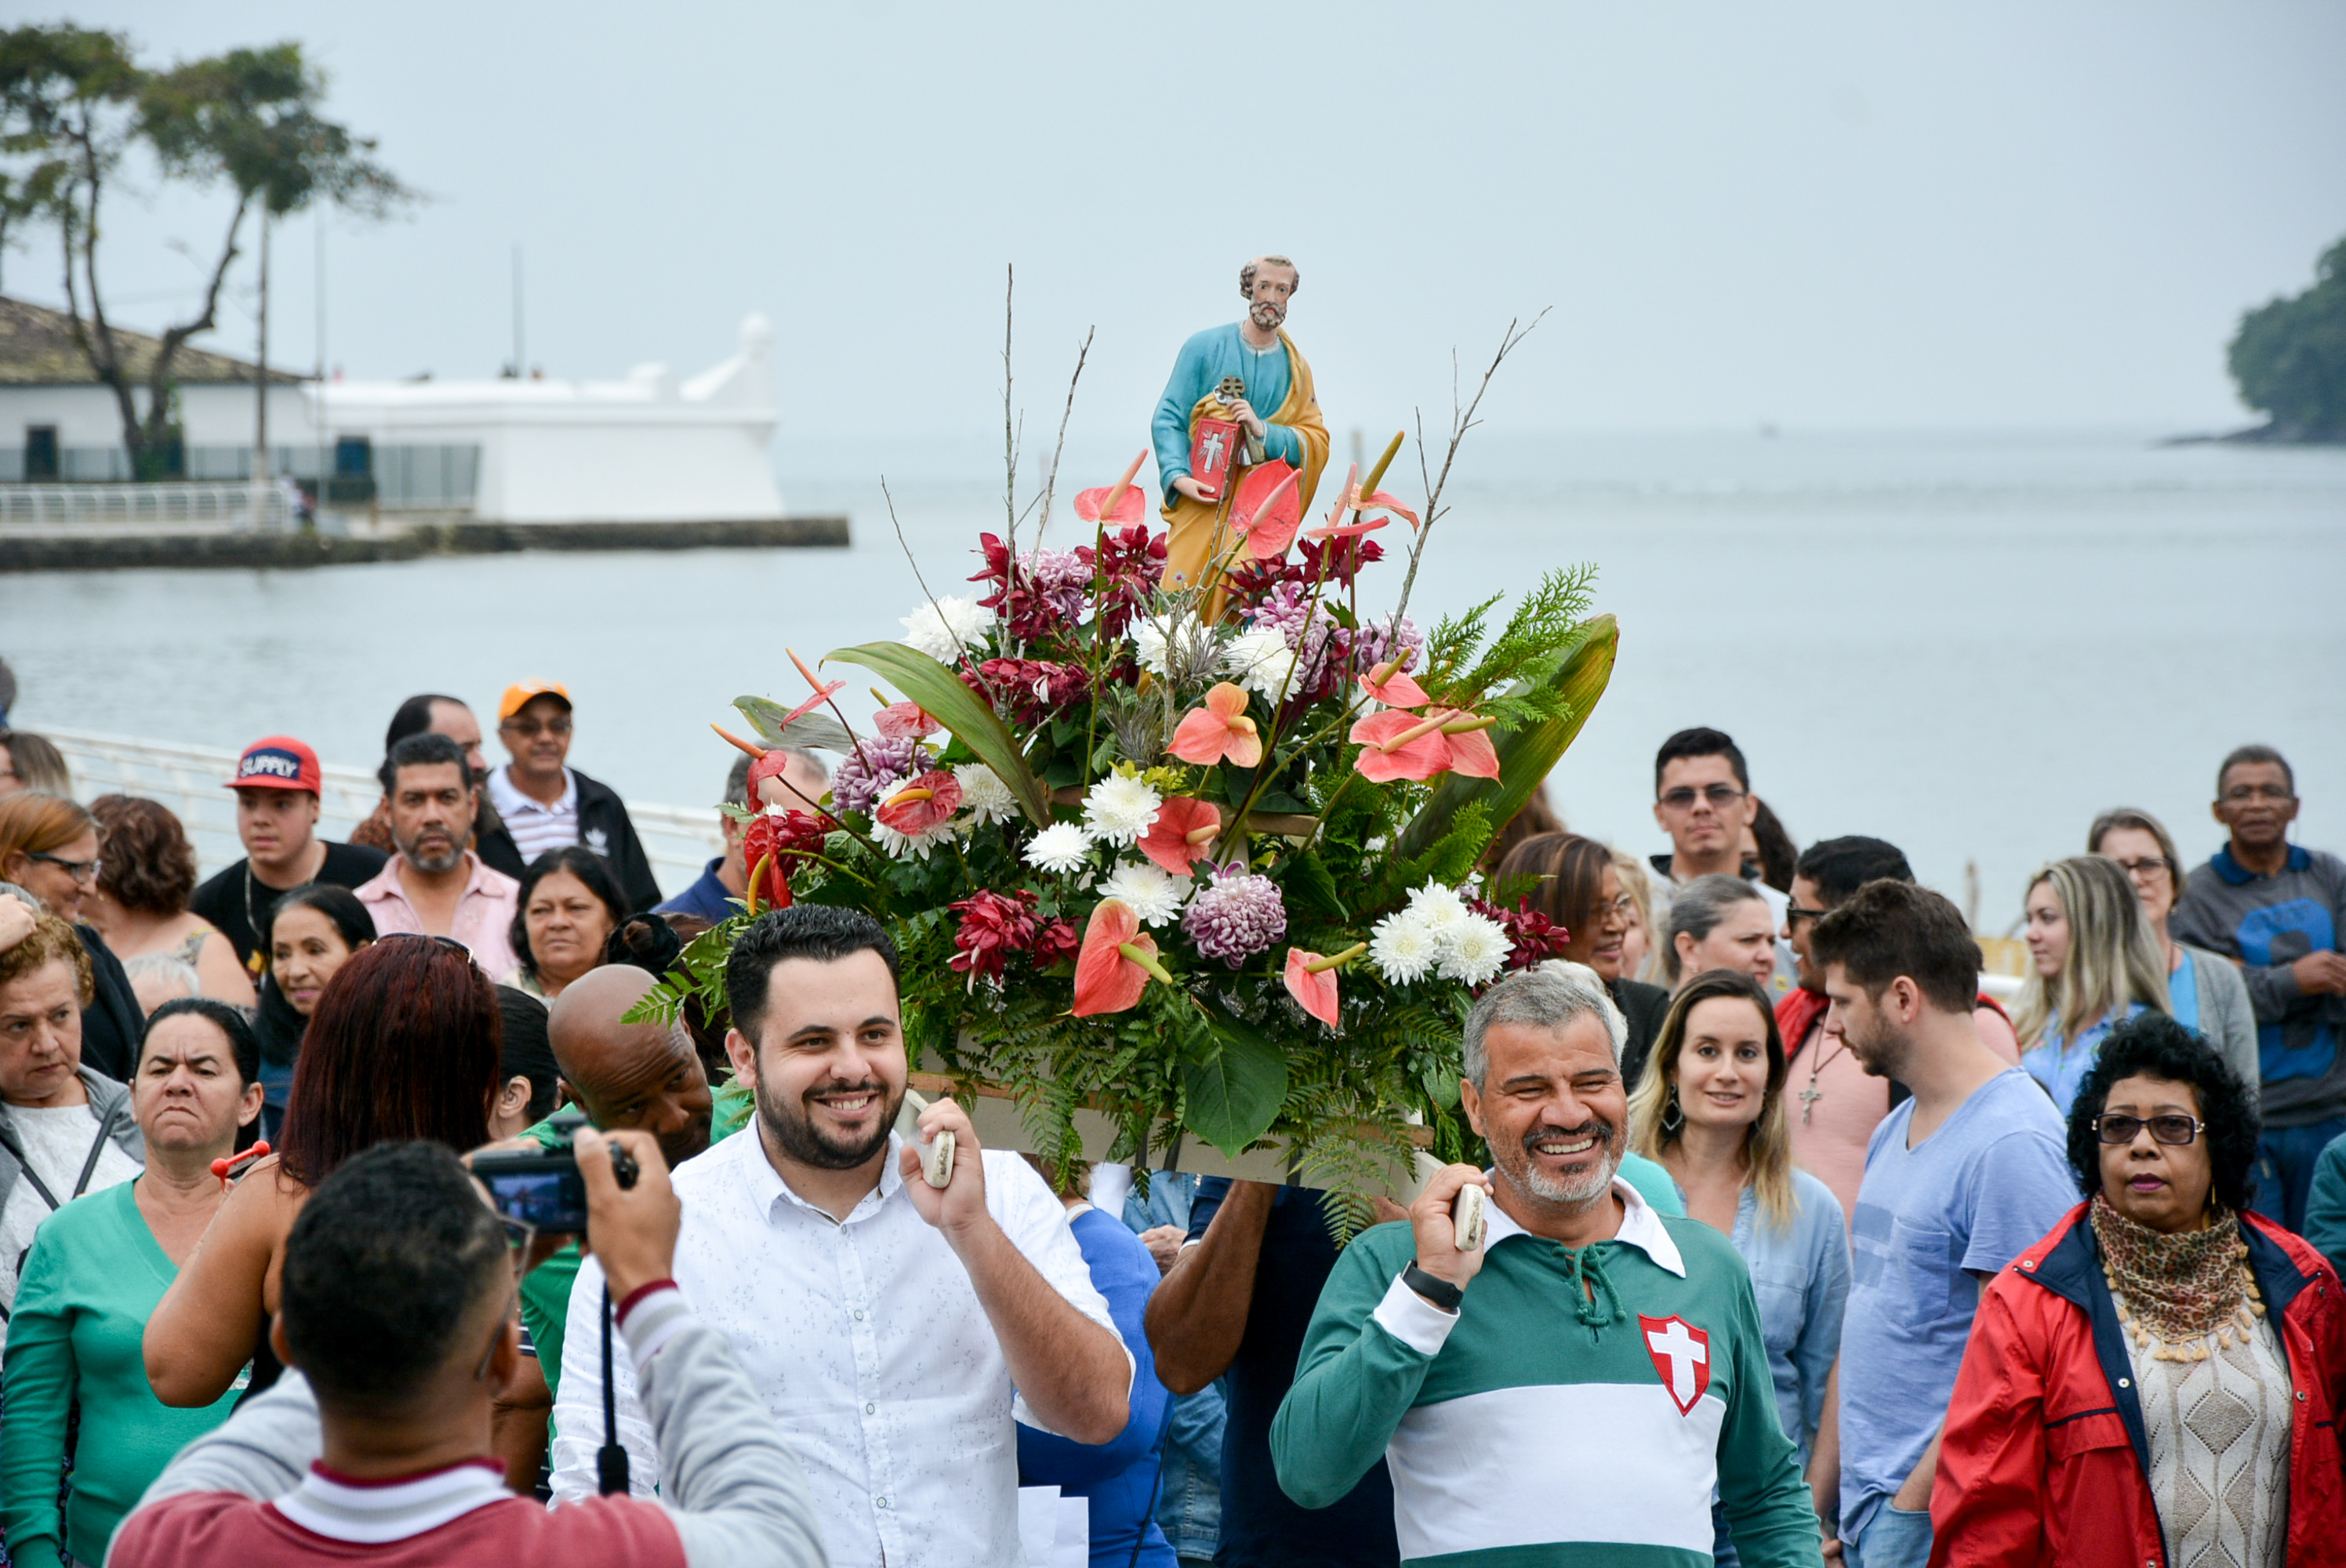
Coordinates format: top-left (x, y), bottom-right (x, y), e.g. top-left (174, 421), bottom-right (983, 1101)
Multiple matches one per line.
top-left (1930, 1201), bottom-right (2346, 1566)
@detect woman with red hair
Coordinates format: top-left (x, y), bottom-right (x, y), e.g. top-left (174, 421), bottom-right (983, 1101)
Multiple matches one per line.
top-left (141, 935), bottom-right (502, 1406)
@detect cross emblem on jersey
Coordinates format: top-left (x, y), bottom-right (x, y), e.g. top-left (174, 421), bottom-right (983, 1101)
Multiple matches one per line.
top-left (1639, 1313), bottom-right (1712, 1416)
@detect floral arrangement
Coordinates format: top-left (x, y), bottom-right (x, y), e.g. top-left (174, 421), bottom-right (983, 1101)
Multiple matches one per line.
top-left (643, 438), bottom-right (1617, 1189)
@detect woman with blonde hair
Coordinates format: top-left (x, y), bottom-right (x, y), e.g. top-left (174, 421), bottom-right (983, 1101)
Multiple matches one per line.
top-left (2089, 806), bottom-right (2258, 1091)
top-left (2018, 855), bottom-right (2170, 1116)
top-left (0, 795), bottom-right (142, 1081)
top-left (1629, 967), bottom-right (1848, 1538)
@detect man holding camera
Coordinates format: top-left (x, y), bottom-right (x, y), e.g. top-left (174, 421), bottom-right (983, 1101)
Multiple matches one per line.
top-left (109, 1130), bottom-right (824, 1567)
top-left (550, 905), bottom-right (1131, 1568)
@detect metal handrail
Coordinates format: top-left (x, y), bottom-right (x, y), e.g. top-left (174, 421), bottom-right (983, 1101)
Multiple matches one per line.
top-left (40, 726), bottom-right (723, 892)
top-left (0, 482), bottom-right (296, 533)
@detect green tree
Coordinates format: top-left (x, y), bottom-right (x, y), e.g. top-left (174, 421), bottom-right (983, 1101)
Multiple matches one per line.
top-left (0, 27), bottom-right (412, 478)
top-left (2228, 234), bottom-right (2346, 442)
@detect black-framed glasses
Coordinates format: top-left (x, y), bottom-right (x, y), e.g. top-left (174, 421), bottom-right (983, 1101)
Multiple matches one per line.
top-left (1658, 785), bottom-right (1746, 811)
top-left (27, 851), bottom-right (100, 885)
top-left (2095, 1113), bottom-right (2203, 1146)
top-left (2110, 856), bottom-right (2173, 879)
top-left (1785, 904), bottom-right (1831, 926)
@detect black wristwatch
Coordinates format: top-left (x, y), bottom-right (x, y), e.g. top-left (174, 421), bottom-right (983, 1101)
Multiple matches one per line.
top-left (1401, 1263), bottom-right (1464, 1312)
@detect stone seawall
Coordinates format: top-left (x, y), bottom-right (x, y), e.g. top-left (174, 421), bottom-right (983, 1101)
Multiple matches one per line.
top-left (0, 514), bottom-right (851, 572)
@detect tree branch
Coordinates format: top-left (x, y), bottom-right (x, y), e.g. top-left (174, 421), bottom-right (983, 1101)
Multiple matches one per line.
top-left (1393, 309), bottom-right (1548, 626)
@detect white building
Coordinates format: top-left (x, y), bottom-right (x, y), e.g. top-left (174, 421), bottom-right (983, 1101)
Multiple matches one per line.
top-left (317, 313), bottom-right (783, 523)
top-left (0, 296), bottom-right (784, 524)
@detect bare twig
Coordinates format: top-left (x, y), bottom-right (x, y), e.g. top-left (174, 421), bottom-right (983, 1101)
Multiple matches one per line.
top-left (1032, 326), bottom-right (1095, 545)
top-left (1393, 308), bottom-right (1548, 626)
top-left (1001, 263), bottom-right (1020, 547)
top-left (881, 476), bottom-right (1004, 712)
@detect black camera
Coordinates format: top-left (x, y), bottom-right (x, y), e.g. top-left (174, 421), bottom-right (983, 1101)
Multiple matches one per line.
top-left (471, 1108), bottom-right (638, 1235)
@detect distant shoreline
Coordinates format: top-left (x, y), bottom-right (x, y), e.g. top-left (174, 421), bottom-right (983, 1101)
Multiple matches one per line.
top-left (2160, 421), bottom-right (2345, 448)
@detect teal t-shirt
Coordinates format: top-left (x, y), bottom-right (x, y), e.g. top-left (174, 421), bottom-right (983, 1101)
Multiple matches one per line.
top-left (0, 1178), bottom-right (244, 1568)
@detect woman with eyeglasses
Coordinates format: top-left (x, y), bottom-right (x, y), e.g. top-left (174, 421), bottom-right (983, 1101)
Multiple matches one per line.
top-left (1494, 832), bottom-right (1674, 1087)
top-left (2017, 855), bottom-right (2172, 1116)
top-left (0, 794), bottom-right (143, 1081)
top-left (141, 934), bottom-right (501, 1409)
top-left (1933, 1012), bottom-right (2346, 1566)
top-left (2089, 808), bottom-right (2258, 1094)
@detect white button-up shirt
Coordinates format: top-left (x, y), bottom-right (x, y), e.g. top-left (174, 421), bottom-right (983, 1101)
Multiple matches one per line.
top-left (550, 1125), bottom-right (1122, 1568)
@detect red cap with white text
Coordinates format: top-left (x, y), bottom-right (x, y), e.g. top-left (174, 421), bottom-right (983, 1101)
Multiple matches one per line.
top-left (223, 735), bottom-right (322, 793)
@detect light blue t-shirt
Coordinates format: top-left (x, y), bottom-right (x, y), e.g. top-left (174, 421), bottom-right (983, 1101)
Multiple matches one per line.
top-left (1838, 1069), bottom-right (2077, 1542)
top-left (2022, 1003), bottom-right (2149, 1116)
top-left (2167, 954), bottom-right (2200, 1034)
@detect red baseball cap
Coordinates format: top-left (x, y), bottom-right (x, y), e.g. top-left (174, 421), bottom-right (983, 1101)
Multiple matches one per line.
top-left (224, 736), bottom-right (323, 794)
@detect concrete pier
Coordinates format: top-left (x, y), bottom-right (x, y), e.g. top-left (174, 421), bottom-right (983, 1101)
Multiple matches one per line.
top-left (0, 513), bottom-right (850, 572)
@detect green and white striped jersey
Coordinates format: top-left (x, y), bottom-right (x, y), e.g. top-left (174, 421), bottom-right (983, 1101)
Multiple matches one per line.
top-left (1271, 1178), bottom-right (1822, 1568)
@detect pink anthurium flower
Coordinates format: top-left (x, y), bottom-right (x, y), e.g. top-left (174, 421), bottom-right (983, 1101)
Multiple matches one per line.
top-left (1138, 796), bottom-right (1222, 877)
top-left (1283, 941), bottom-right (1367, 1027)
top-left (1348, 709), bottom-right (1454, 783)
top-left (874, 699), bottom-right (939, 739)
top-left (1169, 682), bottom-right (1263, 768)
top-left (1077, 452), bottom-right (1150, 527)
top-left (1073, 898), bottom-right (1173, 1017)
top-left (875, 770), bottom-right (963, 834)
top-left (1230, 463), bottom-right (1302, 559)
top-left (1356, 658), bottom-right (1431, 710)
top-left (1431, 710), bottom-right (1502, 780)
top-left (1305, 467), bottom-right (1422, 543)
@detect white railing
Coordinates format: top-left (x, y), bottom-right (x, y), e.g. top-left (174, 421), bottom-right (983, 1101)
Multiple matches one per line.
top-left (41, 727), bottom-right (724, 893)
top-left (0, 482), bottom-right (296, 534)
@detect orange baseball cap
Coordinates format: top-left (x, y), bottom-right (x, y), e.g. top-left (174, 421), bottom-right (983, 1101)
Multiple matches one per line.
top-left (499, 680), bottom-right (572, 720)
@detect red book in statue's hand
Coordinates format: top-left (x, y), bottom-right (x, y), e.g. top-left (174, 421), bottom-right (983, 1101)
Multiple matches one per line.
top-left (1188, 418), bottom-right (1243, 500)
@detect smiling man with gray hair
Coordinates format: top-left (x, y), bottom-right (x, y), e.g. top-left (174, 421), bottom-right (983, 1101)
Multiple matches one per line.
top-left (1270, 964), bottom-right (1826, 1566)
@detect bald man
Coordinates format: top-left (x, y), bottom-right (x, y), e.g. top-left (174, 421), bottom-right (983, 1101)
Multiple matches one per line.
top-left (491, 964), bottom-right (719, 1487)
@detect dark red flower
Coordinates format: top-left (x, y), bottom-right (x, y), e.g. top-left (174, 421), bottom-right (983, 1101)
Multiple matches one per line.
top-left (963, 657), bottom-right (1090, 728)
top-left (1468, 893), bottom-right (1572, 971)
top-left (948, 888), bottom-right (1044, 984)
top-left (739, 808), bottom-right (836, 909)
top-left (1032, 916), bottom-right (1079, 968)
top-left (1091, 523), bottom-right (1167, 637)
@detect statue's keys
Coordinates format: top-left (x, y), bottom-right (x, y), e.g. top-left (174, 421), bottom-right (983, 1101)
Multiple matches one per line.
top-left (1215, 375), bottom-right (1247, 403)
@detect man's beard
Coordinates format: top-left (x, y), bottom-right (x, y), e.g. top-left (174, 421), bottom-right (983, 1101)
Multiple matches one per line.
top-left (757, 1076), bottom-right (900, 1171)
top-left (1248, 297), bottom-right (1286, 332)
top-left (1847, 1017), bottom-right (1908, 1082)
top-left (398, 832), bottom-right (462, 875)
top-left (1498, 1115), bottom-right (1622, 1209)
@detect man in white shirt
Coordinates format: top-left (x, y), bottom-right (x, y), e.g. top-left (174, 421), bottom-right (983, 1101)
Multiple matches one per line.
top-left (551, 904), bottom-right (1131, 1568)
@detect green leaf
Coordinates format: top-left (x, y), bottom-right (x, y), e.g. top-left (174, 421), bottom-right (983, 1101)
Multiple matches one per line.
top-left (734, 695), bottom-right (862, 755)
top-left (1395, 614), bottom-right (1617, 862)
top-left (1283, 851), bottom-right (1349, 921)
top-left (825, 642), bottom-right (1054, 825)
top-left (1182, 1007), bottom-right (1289, 1158)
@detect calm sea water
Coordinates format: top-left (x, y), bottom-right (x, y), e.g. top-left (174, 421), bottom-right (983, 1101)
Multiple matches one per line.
top-left (9, 427), bottom-right (2343, 929)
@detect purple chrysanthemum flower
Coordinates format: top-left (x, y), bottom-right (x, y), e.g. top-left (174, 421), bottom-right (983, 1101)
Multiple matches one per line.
top-left (1247, 582), bottom-right (1315, 640)
top-left (1019, 546), bottom-right (1094, 626)
top-left (831, 735), bottom-right (923, 816)
top-left (1182, 864), bottom-right (1287, 966)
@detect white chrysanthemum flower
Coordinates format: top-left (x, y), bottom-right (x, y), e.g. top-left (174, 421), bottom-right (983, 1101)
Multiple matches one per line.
top-left (1221, 626), bottom-right (1297, 701)
top-left (1369, 910), bottom-right (1438, 985)
top-left (952, 764), bottom-right (1018, 827)
top-left (1407, 883), bottom-right (1470, 941)
top-left (1131, 615), bottom-right (1173, 678)
top-left (1081, 773), bottom-right (1163, 848)
top-left (871, 818), bottom-right (952, 861)
top-left (1022, 822), bottom-right (1093, 875)
top-left (1097, 860), bottom-right (1189, 927)
top-left (1437, 913), bottom-right (1510, 985)
top-left (899, 594), bottom-right (998, 662)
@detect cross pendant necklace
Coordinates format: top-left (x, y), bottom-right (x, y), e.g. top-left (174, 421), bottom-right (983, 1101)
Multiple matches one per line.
top-left (1799, 1075), bottom-right (1823, 1125)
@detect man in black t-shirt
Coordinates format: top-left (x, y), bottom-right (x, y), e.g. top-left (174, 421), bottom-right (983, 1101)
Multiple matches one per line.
top-left (1146, 1178), bottom-right (1398, 1568)
top-left (190, 737), bottom-right (386, 971)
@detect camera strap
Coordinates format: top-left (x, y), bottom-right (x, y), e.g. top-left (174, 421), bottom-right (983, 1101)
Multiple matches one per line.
top-left (597, 1283), bottom-right (630, 1496)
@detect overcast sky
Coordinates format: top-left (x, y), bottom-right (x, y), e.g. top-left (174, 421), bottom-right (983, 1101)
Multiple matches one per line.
top-left (15, 2), bottom-right (2346, 442)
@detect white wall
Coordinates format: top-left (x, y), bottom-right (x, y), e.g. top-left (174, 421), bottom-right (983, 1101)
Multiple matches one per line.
top-left (0, 383), bottom-right (315, 451)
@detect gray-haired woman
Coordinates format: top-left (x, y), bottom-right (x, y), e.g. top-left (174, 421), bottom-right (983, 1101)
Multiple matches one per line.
top-left (1665, 874), bottom-right (1777, 993)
